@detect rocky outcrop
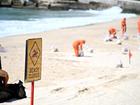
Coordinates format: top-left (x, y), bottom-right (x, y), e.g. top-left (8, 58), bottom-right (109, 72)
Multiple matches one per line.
top-left (79, 0), bottom-right (118, 5)
top-left (0, 0), bottom-right (12, 7)
top-left (79, 0), bottom-right (140, 13)
top-left (0, 0), bottom-right (110, 10)
top-left (118, 0), bottom-right (140, 13)
top-left (44, 0), bottom-right (110, 10)
top-left (0, 0), bottom-right (34, 7)
top-left (1, 0), bottom-right (140, 12)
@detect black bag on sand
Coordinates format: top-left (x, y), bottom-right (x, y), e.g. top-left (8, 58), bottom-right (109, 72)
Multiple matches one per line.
top-left (7, 80), bottom-right (27, 99)
top-left (0, 90), bottom-right (12, 103)
top-left (0, 80), bottom-right (26, 103)
top-left (0, 77), bottom-right (12, 103)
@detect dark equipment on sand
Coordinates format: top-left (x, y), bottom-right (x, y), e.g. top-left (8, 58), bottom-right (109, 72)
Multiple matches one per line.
top-left (0, 80), bottom-right (26, 103)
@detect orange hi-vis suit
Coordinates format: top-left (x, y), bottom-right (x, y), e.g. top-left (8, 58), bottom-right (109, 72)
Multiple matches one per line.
top-left (109, 27), bottom-right (116, 38)
top-left (137, 18), bottom-right (140, 35)
top-left (72, 40), bottom-right (85, 57)
top-left (121, 18), bottom-right (126, 36)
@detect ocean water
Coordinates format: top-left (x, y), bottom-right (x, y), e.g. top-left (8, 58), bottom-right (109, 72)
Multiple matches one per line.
top-left (0, 6), bottom-right (137, 37)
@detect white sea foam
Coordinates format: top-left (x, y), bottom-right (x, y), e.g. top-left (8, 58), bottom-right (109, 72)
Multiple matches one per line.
top-left (0, 6), bottom-right (136, 37)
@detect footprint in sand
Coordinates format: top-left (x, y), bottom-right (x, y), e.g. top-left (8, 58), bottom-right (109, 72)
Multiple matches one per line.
top-left (51, 87), bottom-right (64, 93)
top-left (104, 73), bottom-right (139, 87)
top-left (78, 88), bottom-right (89, 94)
top-left (98, 75), bottom-right (115, 80)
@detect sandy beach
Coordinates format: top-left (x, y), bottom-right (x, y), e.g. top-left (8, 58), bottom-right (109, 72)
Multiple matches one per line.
top-left (0, 16), bottom-right (140, 105)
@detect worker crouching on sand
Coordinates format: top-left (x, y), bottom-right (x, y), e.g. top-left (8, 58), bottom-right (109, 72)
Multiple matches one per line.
top-left (105, 27), bottom-right (117, 42)
top-left (109, 27), bottom-right (117, 39)
top-left (104, 27), bottom-right (118, 42)
top-left (72, 40), bottom-right (85, 57)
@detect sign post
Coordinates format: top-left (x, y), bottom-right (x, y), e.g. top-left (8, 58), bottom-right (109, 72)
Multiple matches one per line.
top-left (31, 81), bottom-right (34, 105)
top-left (25, 38), bottom-right (42, 105)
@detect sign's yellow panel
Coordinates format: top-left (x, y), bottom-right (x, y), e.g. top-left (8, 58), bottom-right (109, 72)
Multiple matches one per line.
top-left (25, 38), bottom-right (42, 82)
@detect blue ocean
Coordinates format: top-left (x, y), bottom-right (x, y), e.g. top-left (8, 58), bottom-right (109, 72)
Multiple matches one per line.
top-left (0, 6), bottom-right (136, 37)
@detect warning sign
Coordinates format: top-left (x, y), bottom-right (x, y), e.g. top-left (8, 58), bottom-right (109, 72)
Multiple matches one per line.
top-left (25, 38), bottom-right (42, 82)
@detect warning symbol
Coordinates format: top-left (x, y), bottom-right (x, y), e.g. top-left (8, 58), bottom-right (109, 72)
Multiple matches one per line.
top-left (29, 41), bottom-right (40, 66)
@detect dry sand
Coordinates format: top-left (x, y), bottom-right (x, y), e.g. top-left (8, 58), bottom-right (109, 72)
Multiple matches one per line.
top-left (0, 16), bottom-right (140, 105)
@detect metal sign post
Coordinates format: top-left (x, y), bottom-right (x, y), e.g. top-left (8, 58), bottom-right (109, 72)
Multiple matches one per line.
top-left (31, 81), bottom-right (34, 105)
top-left (25, 38), bottom-right (42, 105)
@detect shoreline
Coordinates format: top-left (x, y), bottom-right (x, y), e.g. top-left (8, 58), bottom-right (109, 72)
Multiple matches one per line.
top-left (0, 6), bottom-right (137, 38)
top-left (0, 14), bottom-right (138, 39)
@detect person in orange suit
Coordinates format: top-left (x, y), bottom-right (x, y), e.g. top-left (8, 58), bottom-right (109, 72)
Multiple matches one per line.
top-left (137, 18), bottom-right (140, 36)
top-left (72, 40), bottom-right (85, 57)
top-left (121, 18), bottom-right (127, 37)
top-left (108, 27), bottom-right (117, 39)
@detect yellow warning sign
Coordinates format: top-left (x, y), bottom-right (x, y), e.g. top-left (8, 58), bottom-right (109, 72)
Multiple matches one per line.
top-left (25, 38), bottom-right (42, 82)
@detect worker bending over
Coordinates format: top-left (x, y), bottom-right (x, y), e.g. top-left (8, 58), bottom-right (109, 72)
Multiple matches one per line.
top-left (108, 27), bottom-right (117, 39)
top-left (72, 40), bottom-right (85, 57)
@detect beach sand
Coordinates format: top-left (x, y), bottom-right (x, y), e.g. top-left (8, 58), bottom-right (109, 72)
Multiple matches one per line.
top-left (0, 17), bottom-right (140, 105)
